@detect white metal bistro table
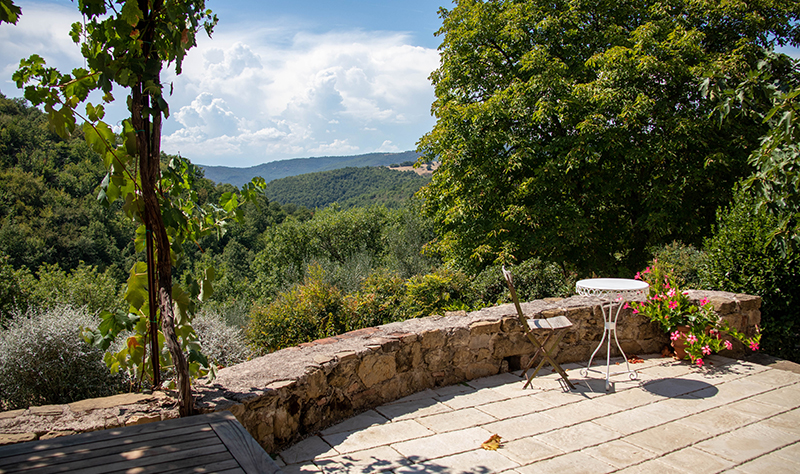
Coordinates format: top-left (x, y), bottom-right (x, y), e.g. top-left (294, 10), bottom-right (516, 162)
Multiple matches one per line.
top-left (576, 278), bottom-right (649, 390)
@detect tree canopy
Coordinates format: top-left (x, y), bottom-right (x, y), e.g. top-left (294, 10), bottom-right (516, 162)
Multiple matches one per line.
top-left (418, 0), bottom-right (800, 275)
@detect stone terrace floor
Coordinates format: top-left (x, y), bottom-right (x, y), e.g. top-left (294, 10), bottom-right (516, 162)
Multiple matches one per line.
top-left (276, 354), bottom-right (800, 473)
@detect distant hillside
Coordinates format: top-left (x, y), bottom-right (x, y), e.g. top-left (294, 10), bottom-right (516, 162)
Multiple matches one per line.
top-left (264, 167), bottom-right (431, 209)
top-left (199, 151), bottom-right (422, 187)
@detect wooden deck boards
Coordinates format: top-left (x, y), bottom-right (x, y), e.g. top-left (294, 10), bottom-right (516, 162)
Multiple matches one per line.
top-left (0, 411), bottom-right (281, 474)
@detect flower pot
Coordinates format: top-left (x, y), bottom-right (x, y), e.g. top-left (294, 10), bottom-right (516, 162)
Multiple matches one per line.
top-left (671, 325), bottom-right (691, 359)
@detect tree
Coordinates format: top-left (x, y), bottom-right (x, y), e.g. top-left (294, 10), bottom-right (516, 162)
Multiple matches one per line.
top-left (13, 0), bottom-right (263, 416)
top-left (705, 51), bottom-right (800, 252)
top-left (417, 0), bottom-right (800, 275)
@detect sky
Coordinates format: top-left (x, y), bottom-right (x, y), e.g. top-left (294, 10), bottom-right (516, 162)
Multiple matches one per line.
top-left (0, 0), bottom-right (450, 167)
top-left (1, 1), bottom-right (798, 168)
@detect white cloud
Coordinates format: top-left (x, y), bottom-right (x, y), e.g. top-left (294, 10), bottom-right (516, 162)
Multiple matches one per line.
top-left (308, 139), bottom-right (360, 156)
top-left (161, 26), bottom-right (439, 166)
top-left (2, 3), bottom-right (440, 167)
top-left (377, 140), bottom-right (399, 152)
top-left (0, 3), bottom-right (83, 80)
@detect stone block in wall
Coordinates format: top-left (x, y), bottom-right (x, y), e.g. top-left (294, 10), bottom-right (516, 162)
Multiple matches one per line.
top-left (357, 352), bottom-right (397, 388)
top-left (421, 328), bottom-right (446, 349)
top-left (449, 327), bottom-right (470, 346)
top-left (470, 319), bottom-right (502, 335)
top-left (395, 340), bottom-right (423, 372)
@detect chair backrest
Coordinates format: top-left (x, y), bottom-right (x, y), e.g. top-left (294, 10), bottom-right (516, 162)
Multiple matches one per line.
top-left (502, 266), bottom-right (527, 325)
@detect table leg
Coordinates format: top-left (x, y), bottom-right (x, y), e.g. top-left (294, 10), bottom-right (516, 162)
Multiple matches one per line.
top-left (581, 299), bottom-right (639, 390)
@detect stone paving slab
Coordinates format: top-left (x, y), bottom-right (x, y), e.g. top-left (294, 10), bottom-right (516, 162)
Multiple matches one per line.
top-left (280, 355), bottom-right (800, 473)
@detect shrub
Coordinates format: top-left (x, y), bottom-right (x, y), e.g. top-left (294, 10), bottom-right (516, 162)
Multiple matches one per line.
top-left (402, 266), bottom-right (473, 318)
top-left (0, 305), bottom-right (126, 410)
top-left (650, 242), bottom-right (705, 289)
top-left (0, 252), bottom-right (32, 322)
top-left (192, 310), bottom-right (253, 367)
top-left (470, 258), bottom-right (575, 307)
top-left (699, 190), bottom-right (800, 361)
top-left (32, 263), bottom-right (123, 314)
top-left (350, 270), bottom-right (407, 327)
top-left (247, 264), bottom-right (356, 354)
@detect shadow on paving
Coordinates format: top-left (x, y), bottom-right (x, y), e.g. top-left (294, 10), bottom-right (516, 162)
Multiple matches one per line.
top-left (316, 455), bottom-right (496, 473)
top-left (642, 377), bottom-right (718, 399)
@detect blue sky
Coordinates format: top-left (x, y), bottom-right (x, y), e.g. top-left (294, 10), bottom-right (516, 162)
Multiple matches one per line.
top-left (1, 1), bottom-right (798, 168)
top-left (1, 0), bottom-right (450, 167)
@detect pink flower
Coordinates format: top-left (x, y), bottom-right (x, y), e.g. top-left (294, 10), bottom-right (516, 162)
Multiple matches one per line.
top-left (668, 300), bottom-right (678, 310)
top-left (632, 308), bottom-right (639, 314)
top-left (695, 358), bottom-right (704, 367)
top-left (750, 342), bottom-right (760, 351)
top-left (724, 340), bottom-right (733, 350)
top-left (634, 272), bottom-right (641, 280)
top-left (623, 302), bottom-right (630, 309)
top-left (686, 334), bottom-right (698, 344)
top-left (702, 345), bottom-right (711, 355)
top-left (700, 297), bottom-right (710, 306)
top-left (668, 288), bottom-right (676, 297)
top-left (670, 330), bottom-right (682, 341)
top-left (643, 266), bottom-right (651, 274)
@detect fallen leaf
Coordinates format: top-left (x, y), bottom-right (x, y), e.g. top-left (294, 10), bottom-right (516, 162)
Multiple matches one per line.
top-left (627, 355), bottom-right (644, 364)
top-left (481, 434), bottom-right (502, 451)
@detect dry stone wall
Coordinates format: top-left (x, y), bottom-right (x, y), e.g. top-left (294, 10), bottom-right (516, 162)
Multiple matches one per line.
top-left (0, 291), bottom-right (761, 452)
top-left (195, 290), bottom-right (760, 453)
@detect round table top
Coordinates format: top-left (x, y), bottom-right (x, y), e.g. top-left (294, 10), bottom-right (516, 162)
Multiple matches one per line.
top-left (576, 278), bottom-right (649, 299)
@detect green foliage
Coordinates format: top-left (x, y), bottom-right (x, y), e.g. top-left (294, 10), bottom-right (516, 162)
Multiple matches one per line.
top-left (246, 264), bottom-right (356, 353)
top-left (0, 256), bottom-right (124, 323)
top-left (0, 252), bottom-right (30, 321)
top-left (706, 52), bottom-right (800, 252)
top-left (0, 0), bottom-right (21, 24)
top-left (30, 263), bottom-right (123, 315)
top-left (251, 204), bottom-right (428, 300)
top-left (649, 242), bottom-right (706, 290)
top-left (264, 167), bottom-right (431, 209)
top-left (0, 95), bottom-right (135, 275)
top-left (470, 259), bottom-right (575, 307)
top-left (349, 270), bottom-right (408, 328)
top-left (10, 0), bottom-right (271, 412)
top-left (402, 267), bottom-right (473, 318)
top-left (699, 190), bottom-right (800, 361)
top-left (418, 0), bottom-right (800, 275)
top-left (0, 306), bottom-right (126, 411)
top-left (382, 199), bottom-right (440, 278)
top-left (631, 261), bottom-right (708, 333)
top-left (632, 259), bottom-right (760, 365)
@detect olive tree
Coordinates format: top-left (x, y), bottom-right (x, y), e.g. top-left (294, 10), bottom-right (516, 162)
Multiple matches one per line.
top-left (418, 0), bottom-right (800, 275)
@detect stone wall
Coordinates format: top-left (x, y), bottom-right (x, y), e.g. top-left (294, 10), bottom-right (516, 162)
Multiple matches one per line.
top-left (194, 290), bottom-right (760, 453)
top-left (0, 291), bottom-right (761, 451)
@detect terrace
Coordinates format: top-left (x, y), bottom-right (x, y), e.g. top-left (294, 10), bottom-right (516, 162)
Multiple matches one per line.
top-left (276, 354), bottom-right (800, 473)
top-left (1, 291), bottom-right (794, 473)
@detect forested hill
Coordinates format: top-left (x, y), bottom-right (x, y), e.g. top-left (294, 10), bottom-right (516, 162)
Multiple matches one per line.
top-left (264, 166), bottom-right (431, 209)
top-left (199, 151), bottom-right (422, 187)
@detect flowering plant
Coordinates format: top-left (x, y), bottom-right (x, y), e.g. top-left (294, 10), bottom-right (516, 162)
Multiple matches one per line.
top-left (628, 259), bottom-right (761, 367)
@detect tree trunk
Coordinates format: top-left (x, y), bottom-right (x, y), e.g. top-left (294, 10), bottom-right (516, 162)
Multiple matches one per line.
top-left (132, 82), bottom-right (194, 417)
